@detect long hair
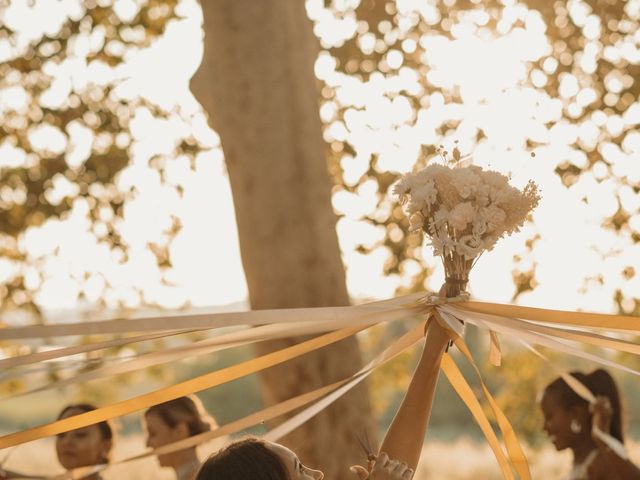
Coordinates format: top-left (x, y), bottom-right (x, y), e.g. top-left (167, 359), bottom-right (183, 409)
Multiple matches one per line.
top-left (145, 395), bottom-right (215, 437)
top-left (543, 369), bottom-right (624, 442)
top-left (195, 438), bottom-right (289, 480)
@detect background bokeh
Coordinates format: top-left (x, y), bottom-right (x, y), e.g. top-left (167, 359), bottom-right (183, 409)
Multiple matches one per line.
top-left (1, 0), bottom-right (639, 477)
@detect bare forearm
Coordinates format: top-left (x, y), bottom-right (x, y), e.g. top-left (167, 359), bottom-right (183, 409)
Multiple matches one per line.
top-left (379, 320), bottom-right (449, 471)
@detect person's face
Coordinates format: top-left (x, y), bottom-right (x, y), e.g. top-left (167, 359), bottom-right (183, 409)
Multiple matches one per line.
top-left (265, 442), bottom-right (324, 480)
top-left (55, 409), bottom-right (111, 470)
top-left (145, 412), bottom-right (189, 467)
top-left (540, 391), bottom-right (580, 451)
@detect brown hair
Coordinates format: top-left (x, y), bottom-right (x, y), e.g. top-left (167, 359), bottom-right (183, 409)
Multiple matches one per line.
top-left (145, 395), bottom-right (215, 437)
top-left (196, 438), bottom-right (289, 480)
top-left (57, 403), bottom-right (115, 462)
top-left (543, 369), bottom-right (624, 442)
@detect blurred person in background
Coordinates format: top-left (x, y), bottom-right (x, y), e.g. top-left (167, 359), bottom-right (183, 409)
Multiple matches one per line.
top-left (55, 403), bottom-right (114, 480)
top-left (540, 369), bottom-right (640, 480)
top-left (145, 395), bottom-right (217, 480)
top-left (194, 320), bottom-right (452, 480)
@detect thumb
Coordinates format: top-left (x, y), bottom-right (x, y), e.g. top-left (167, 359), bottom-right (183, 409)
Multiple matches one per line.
top-left (349, 465), bottom-right (369, 480)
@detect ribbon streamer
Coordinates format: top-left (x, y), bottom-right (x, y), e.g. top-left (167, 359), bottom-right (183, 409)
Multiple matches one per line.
top-left (0, 327), bottom-right (362, 449)
top-left (0, 294), bottom-right (425, 340)
top-left (4, 318), bottom-right (390, 400)
top-left (44, 324), bottom-right (425, 479)
top-left (2, 293), bottom-right (640, 480)
top-left (440, 354), bottom-right (515, 480)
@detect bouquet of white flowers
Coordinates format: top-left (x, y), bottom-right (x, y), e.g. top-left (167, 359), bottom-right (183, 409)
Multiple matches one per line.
top-left (394, 146), bottom-right (541, 297)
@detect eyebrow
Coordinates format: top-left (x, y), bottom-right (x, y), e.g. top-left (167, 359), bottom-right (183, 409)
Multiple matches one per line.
top-left (294, 458), bottom-right (300, 471)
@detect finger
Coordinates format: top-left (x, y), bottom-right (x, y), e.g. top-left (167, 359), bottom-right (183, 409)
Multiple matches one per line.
top-left (375, 452), bottom-right (390, 471)
top-left (385, 459), bottom-right (399, 472)
top-left (393, 462), bottom-right (409, 475)
top-left (402, 468), bottom-right (414, 480)
top-left (349, 465), bottom-right (369, 480)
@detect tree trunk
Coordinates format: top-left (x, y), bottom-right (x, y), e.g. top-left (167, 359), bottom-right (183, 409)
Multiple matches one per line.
top-left (190, 1), bottom-right (374, 477)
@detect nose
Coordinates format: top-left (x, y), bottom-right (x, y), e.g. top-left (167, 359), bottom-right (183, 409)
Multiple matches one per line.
top-left (309, 468), bottom-right (323, 480)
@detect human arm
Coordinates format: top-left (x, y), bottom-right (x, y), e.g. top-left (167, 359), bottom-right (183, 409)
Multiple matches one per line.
top-left (376, 317), bottom-right (451, 472)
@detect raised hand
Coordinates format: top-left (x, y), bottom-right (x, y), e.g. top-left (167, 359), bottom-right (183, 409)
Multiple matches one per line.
top-left (350, 452), bottom-right (414, 480)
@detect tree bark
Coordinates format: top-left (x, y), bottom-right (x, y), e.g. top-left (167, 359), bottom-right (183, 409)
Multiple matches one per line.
top-left (191, 1), bottom-right (374, 477)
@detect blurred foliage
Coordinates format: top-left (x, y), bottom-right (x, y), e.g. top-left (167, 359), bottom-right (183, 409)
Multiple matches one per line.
top-left (315, 0), bottom-right (639, 299)
top-left (2, 0), bottom-right (640, 445)
top-left (0, 0), bottom-right (198, 318)
top-left (312, 0), bottom-right (640, 443)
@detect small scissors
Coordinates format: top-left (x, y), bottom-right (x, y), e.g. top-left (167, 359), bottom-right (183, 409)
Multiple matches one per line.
top-left (355, 431), bottom-right (377, 475)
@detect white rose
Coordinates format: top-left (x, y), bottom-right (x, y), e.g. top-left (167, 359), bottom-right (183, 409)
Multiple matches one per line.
top-left (411, 180), bottom-right (438, 209)
top-left (455, 234), bottom-right (482, 260)
top-left (451, 167), bottom-right (480, 199)
top-left (481, 205), bottom-right (507, 233)
top-left (472, 219), bottom-right (487, 236)
top-left (448, 202), bottom-right (476, 231)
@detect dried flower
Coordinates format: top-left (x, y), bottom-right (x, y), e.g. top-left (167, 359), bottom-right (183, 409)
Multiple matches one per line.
top-left (393, 146), bottom-right (541, 294)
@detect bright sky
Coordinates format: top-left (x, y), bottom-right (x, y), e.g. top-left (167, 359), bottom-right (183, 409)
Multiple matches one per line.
top-left (0, 0), bottom-right (639, 321)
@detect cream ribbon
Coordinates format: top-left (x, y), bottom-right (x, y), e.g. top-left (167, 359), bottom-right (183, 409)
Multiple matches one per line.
top-left (4, 318), bottom-right (398, 400)
top-left (44, 324), bottom-right (425, 480)
top-left (2, 293), bottom-right (640, 480)
top-left (0, 294), bottom-right (426, 340)
top-left (0, 327), bottom-right (363, 449)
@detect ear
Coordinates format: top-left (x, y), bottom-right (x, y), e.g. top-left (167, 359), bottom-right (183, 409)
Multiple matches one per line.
top-left (174, 421), bottom-right (191, 440)
top-left (569, 404), bottom-right (591, 425)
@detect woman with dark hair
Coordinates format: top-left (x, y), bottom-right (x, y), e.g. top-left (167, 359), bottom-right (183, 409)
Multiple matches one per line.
top-left (145, 395), bottom-right (217, 480)
top-left (195, 320), bottom-right (453, 480)
top-left (55, 403), bottom-right (114, 480)
top-left (540, 369), bottom-right (640, 480)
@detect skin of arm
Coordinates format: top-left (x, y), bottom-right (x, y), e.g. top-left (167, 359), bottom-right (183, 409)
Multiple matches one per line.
top-left (377, 316), bottom-right (452, 472)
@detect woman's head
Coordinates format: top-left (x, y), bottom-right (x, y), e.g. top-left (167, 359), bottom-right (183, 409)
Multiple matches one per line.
top-left (145, 395), bottom-right (215, 467)
top-left (196, 438), bottom-right (323, 480)
top-left (540, 369), bottom-right (623, 450)
top-left (55, 403), bottom-right (114, 470)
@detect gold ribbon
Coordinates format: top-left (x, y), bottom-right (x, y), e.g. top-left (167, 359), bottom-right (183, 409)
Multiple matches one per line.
top-left (440, 354), bottom-right (515, 480)
top-left (0, 327), bottom-right (362, 449)
top-left (489, 330), bottom-right (502, 367)
top-left (453, 336), bottom-right (531, 480)
top-left (4, 319), bottom-right (381, 400)
top-left (440, 305), bottom-right (640, 376)
top-left (4, 292), bottom-right (640, 478)
top-left (458, 301), bottom-right (640, 332)
top-left (46, 325), bottom-right (424, 479)
top-left (432, 308), bottom-right (531, 480)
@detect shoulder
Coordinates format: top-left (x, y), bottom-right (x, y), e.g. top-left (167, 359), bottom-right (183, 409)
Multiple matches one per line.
top-left (587, 451), bottom-right (621, 480)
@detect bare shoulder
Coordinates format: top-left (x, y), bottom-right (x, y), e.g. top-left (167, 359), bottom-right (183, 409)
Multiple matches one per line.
top-left (587, 451), bottom-right (621, 480)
